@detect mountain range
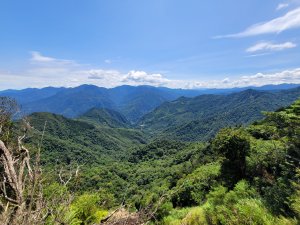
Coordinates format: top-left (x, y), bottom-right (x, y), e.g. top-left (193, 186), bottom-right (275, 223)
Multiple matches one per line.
top-left (1, 83), bottom-right (299, 123)
top-left (2, 83), bottom-right (300, 224)
top-left (2, 83), bottom-right (298, 143)
top-left (139, 87), bottom-right (300, 141)
top-left (0, 85), bottom-right (202, 122)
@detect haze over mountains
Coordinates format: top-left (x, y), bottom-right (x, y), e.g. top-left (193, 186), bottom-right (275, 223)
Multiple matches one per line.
top-left (2, 83), bottom-right (300, 144)
top-left (2, 0), bottom-right (300, 223)
top-left (139, 87), bottom-right (300, 141)
top-left (0, 85), bottom-right (201, 122)
top-left (16, 83), bottom-right (299, 170)
top-left (2, 73), bottom-right (300, 225)
top-left (0, 83), bottom-right (299, 123)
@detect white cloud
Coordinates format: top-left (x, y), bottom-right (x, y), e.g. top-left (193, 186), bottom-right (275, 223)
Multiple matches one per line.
top-left (215, 7), bottom-right (300, 38)
top-left (86, 69), bottom-right (121, 80)
top-left (246, 41), bottom-right (297, 52)
top-left (30, 51), bottom-right (56, 63)
top-left (1, 51), bottom-right (300, 90)
top-left (30, 51), bottom-right (75, 65)
top-left (179, 68), bottom-right (300, 89)
top-left (234, 68), bottom-right (300, 86)
top-left (245, 53), bottom-right (272, 57)
top-left (222, 78), bottom-right (230, 84)
top-left (122, 70), bottom-right (170, 86)
top-left (277, 3), bottom-right (289, 10)
top-left (2, 66), bottom-right (300, 90)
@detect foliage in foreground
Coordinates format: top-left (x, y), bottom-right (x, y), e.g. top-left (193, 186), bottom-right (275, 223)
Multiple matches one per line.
top-left (160, 99), bottom-right (300, 224)
top-left (1, 97), bottom-right (300, 224)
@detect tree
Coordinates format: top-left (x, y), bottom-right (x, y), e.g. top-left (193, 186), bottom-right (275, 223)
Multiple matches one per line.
top-left (211, 128), bottom-right (250, 186)
top-left (0, 97), bottom-right (47, 224)
top-left (0, 97), bottom-right (18, 141)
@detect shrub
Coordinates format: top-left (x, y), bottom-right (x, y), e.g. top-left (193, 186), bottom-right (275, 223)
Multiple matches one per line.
top-left (71, 193), bottom-right (108, 224)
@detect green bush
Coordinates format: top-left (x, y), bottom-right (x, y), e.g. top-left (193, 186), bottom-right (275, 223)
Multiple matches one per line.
top-left (181, 207), bottom-right (207, 225)
top-left (204, 181), bottom-right (296, 225)
top-left (172, 162), bottom-right (220, 206)
top-left (71, 193), bottom-right (108, 224)
top-left (211, 128), bottom-right (250, 185)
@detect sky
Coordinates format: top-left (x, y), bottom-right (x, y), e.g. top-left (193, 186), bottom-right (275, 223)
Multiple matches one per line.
top-left (1, 0), bottom-right (300, 90)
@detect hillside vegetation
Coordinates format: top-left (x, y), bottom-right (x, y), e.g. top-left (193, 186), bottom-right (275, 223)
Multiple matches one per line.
top-left (139, 87), bottom-right (300, 141)
top-left (1, 84), bottom-right (298, 123)
top-left (0, 85), bottom-right (204, 122)
top-left (26, 112), bottom-right (146, 166)
top-left (78, 107), bottom-right (131, 128)
top-left (0, 91), bottom-right (299, 224)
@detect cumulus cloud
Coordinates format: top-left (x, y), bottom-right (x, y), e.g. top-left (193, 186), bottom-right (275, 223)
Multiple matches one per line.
top-left (234, 68), bottom-right (300, 86)
top-left (122, 70), bottom-right (170, 86)
top-left (2, 66), bottom-right (300, 90)
top-left (215, 7), bottom-right (300, 38)
top-left (86, 69), bottom-right (121, 80)
top-left (277, 3), bottom-right (289, 10)
top-left (182, 68), bottom-right (300, 89)
top-left (222, 78), bottom-right (230, 84)
top-left (246, 41), bottom-right (297, 52)
top-left (1, 51), bottom-right (300, 90)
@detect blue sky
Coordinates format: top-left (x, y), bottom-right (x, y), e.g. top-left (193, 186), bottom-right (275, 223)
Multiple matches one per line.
top-left (1, 0), bottom-right (300, 89)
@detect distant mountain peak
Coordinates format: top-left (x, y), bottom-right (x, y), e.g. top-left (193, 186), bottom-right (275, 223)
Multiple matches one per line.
top-left (1, 83), bottom-right (300, 123)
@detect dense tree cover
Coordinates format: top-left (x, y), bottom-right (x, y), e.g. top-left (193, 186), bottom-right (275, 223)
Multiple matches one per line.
top-left (27, 99), bottom-right (300, 224)
top-left (26, 112), bottom-right (146, 165)
top-left (2, 94), bottom-right (300, 224)
top-left (78, 107), bottom-right (131, 128)
top-left (157, 99), bottom-right (300, 224)
top-left (139, 88), bottom-right (300, 141)
top-left (1, 84), bottom-right (299, 123)
top-left (0, 85), bottom-right (205, 122)
top-left (22, 112), bottom-right (209, 205)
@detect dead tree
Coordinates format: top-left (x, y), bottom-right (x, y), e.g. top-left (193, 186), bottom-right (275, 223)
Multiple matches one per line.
top-left (0, 97), bottom-right (82, 225)
top-left (58, 164), bottom-right (81, 186)
top-left (0, 97), bottom-right (46, 224)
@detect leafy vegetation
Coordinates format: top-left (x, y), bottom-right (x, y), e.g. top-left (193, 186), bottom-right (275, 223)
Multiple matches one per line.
top-left (1, 91), bottom-right (300, 224)
top-left (139, 88), bottom-right (300, 141)
top-left (158, 99), bottom-right (300, 224)
top-left (78, 107), bottom-right (130, 128)
top-left (0, 85), bottom-right (204, 122)
top-left (1, 84), bottom-right (299, 123)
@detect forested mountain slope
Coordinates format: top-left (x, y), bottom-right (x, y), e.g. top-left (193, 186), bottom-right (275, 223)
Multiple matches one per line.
top-left (1, 85), bottom-right (203, 122)
top-left (78, 107), bottom-right (131, 128)
top-left (26, 112), bottom-right (147, 166)
top-left (23, 85), bottom-right (114, 118)
top-left (22, 97), bottom-right (300, 224)
top-left (157, 98), bottom-right (300, 224)
top-left (139, 87), bottom-right (300, 141)
top-left (2, 95), bottom-right (300, 224)
top-left (0, 87), bottom-right (65, 104)
top-left (1, 84), bottom-right (298, 123)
